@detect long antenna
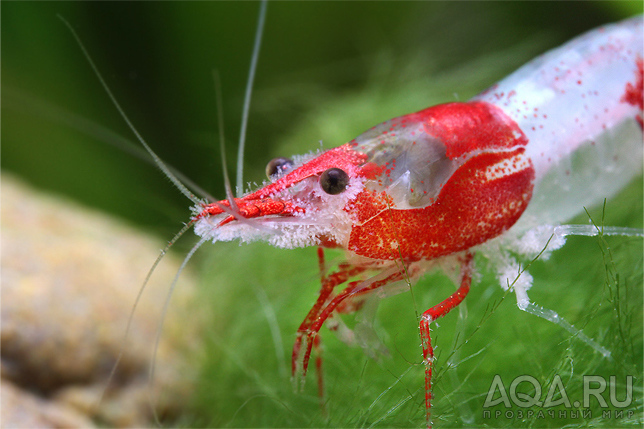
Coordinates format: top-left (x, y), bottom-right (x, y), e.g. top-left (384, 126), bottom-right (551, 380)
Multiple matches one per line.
top-left (58, 15), bottom-right (202, 206)
top-left (96, 220), bottom-right (196, 412)
top-left (213, 70), bottom-right (238, 211)
top-left (5, 87), bottom-right (216, 203)
top-left (235, 0), bottom-right (268, 197)
top-left (148, 236), bottom-right (207, 424)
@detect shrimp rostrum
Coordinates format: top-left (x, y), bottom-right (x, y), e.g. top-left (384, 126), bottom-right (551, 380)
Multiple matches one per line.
top-left (191, 15), bottom-right (643, 426)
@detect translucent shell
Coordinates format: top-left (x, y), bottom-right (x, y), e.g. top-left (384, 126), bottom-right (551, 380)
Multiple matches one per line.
top-left (350, 116), bottom-right (461, 208)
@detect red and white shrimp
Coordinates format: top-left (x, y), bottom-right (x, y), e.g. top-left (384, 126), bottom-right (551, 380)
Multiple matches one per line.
top-left (190, 15), bottom-right (643, 427)
top-left (66, 10), bottom-right (642, 427)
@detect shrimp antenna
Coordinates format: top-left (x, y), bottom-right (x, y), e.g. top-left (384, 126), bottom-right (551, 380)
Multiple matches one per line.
top-left (96, 220), bottom-right (196, 410)
top-left (5, 87), bottom-right (216, 203)
top-left (212, 70), bottom-right (238, 210)
top-left (148, 236), bottom-right (207, 424)
top-left (58, 15), bottom-right (202, 206)
top-left (235, 0), bottom-right (268, 197)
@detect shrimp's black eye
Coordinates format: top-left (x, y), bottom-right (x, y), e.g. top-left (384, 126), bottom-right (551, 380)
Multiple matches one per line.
top-left (320, 168), bottom-right (349, 195)
top-left (265, 157), bottom-right (294, 179)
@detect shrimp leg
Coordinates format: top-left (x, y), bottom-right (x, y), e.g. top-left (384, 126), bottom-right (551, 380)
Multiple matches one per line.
top-left (292, 261), bottom-right (368, 380)
top-left (419, 251), bottom-right (474, 428)
top-left (295, 267), bottom-right (409, 389)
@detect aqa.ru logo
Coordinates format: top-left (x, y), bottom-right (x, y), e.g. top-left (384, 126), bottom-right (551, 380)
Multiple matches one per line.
top-left (483, 375), bottom-right (633, 409)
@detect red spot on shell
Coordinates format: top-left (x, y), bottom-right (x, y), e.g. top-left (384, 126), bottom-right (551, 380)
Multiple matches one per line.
top-left (620, 57), bottom-right (643, 128)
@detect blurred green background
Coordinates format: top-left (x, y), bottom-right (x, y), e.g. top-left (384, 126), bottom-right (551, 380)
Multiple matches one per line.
top-left (3, 2), bottom-right (642, 427)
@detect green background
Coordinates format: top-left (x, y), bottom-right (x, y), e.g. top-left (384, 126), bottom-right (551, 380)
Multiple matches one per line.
top-left (4, 2), bottom-right (642, 427)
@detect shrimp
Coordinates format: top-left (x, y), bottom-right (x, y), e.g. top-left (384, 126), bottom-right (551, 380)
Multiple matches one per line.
top-left (191, 14), bottom-right (643, 427)
top-left (48, 5), bottom-right (642, 427)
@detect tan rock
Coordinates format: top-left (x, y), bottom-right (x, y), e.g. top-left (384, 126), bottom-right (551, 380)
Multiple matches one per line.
top-left (1, 175), bottom-right (206, 427)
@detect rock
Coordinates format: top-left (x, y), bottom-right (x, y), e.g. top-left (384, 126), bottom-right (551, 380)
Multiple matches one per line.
top-left (1, 175), bottom-right (206, 427)
top-left (1, 381), bottom-right (95, 429)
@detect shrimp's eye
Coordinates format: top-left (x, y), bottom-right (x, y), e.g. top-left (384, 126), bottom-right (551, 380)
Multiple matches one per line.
top-left (265, 157), bottom-right (294, 179)
top-left (320, 168), bottom-right (349, 195)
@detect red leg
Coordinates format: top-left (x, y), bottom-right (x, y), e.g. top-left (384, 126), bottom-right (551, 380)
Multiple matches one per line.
top-left (317, 246), bottom-right (326, 282)
top-left (292, 256), bottom-right (367, 380)
top-left (298, 268), bottom-right (408, 383)
top-left (419, 252), bottom-right (474, 428)
top-left (313, 334), bottom-right (326, 412)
